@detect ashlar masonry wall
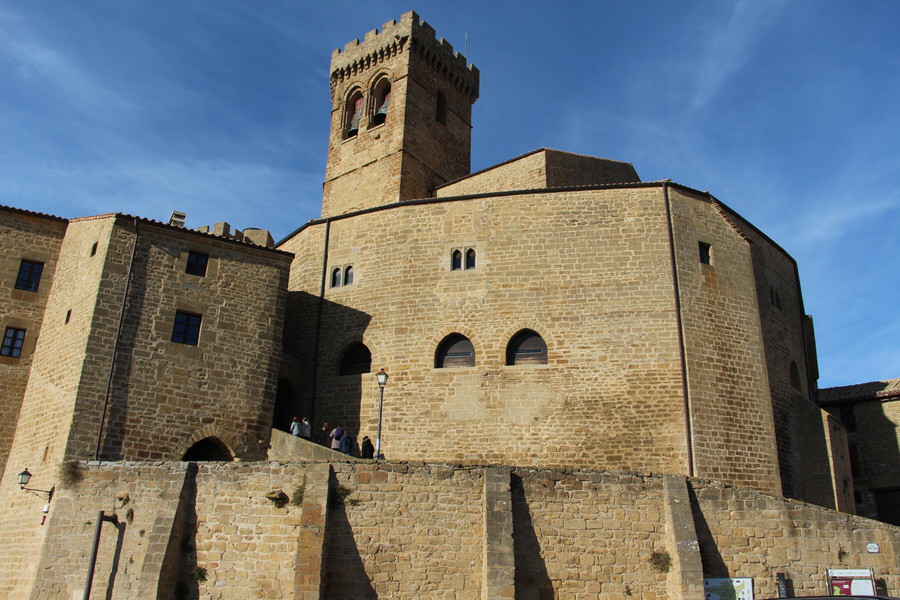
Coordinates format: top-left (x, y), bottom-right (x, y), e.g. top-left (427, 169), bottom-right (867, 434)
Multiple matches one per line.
top-left (16, 458), bottom-right (900, 600)
top-left (0, 208), bottom-right (67, 475)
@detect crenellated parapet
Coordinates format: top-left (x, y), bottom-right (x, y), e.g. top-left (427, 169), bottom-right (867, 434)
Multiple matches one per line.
top-left (329, 11), bottom-right (478, 103)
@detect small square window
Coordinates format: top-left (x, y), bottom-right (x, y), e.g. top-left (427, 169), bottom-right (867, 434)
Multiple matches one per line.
top-left (698, 242), bottom-right (712, 265)
top-left (15, 260), bottom-right (44, 292)
top-left (186, 251), bottom-right (209, 277)
top-left (1, 327), bottom-right (26, 358)
top-left (172, 311), bottom-right (202, 346)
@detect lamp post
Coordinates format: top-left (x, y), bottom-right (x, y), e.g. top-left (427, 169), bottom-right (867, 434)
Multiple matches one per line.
top-left (375, 368), bottom-right (389, 460)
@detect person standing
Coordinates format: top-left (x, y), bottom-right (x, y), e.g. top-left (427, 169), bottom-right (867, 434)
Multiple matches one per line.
top-left (290, 417), bottom-right (301, 437)
top-left (360, 436), bottom-right (375, 459)
top-left (300, 417), bottom-right (311, 439)
top-left (330, 424), bottom-right (344, 451)
top-left (339, 430), bottom-right (353, 455)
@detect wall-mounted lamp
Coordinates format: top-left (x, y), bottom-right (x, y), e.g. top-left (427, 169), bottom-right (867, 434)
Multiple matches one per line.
top-left (18, 468), bottom-right (54, 501)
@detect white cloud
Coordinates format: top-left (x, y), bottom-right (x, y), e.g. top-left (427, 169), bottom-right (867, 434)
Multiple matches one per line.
top-left (691, 0), bottom-right (788, 109)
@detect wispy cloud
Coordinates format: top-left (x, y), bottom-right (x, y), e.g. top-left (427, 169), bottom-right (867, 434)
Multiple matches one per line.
top-left (691, 0), bottom-right (788, 109)
top-left (0, 11), bottom-right (131, 115)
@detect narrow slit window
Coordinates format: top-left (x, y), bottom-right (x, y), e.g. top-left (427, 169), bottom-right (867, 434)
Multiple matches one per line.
top-left (698, 242), bottom-right (712, 265)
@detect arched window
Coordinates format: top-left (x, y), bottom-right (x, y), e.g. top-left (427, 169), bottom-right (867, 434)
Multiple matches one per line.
top-left (451, 250), bottom-right (462, 271)
top-left (790, 361), bottom-right (802, 391)
top-left (506, 330), bottom-right (548, 365)
top-left (466, 248), bottom-right (476, 269)
top-left (331, 267), bottom-right (342, 288)
top-left (371, 77), bottom-right (391, 126)
top-left (436, 92), bottom-right (448, 125)
top-left (344, 265), bottom-right (354, 286)
top-left (182, 437), bottom-right (233, 461)
top-left (340, 342), bottom-right (372, 375)
top-left (344, 89), bottom-right (363, 138)
top-left (435, 333), bottom-right (475, 368)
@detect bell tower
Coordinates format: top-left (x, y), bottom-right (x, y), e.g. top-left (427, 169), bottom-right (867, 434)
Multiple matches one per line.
top-left (322, 12), bottom-right (480, 218)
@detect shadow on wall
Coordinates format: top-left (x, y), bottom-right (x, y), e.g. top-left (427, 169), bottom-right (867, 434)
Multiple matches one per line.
top-left (281, 290), bottom-right (373, 445)
top-left (323, 469), bottom-right (376, 599)
top-left (857, 396), bottom-right (900, 525)
top-left (511, 473), bottom-right (553, 600)
top-left (164, 462), bottom-right (200, 600)
top-left (687, 482), bottom-right (729, 580)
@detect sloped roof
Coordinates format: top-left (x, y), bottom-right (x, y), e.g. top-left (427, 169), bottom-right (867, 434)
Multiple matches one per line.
top-left (818, 378), bottom-right (900, 405)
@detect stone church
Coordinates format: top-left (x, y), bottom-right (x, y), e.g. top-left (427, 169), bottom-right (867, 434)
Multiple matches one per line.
top-left (0, 11), bottom-right (898, 600)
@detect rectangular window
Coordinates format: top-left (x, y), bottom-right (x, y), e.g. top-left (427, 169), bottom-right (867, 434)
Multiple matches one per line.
top-left (185, 251), bottom-right (209, 277)
top-left (172, 311), bottom-right (202, 346)
top-left (15, 260), bottom-right (44, 292)
top-left (1, 327), bottom-right (26, 357)
top-left (698, 242), bottom-right (712, 265)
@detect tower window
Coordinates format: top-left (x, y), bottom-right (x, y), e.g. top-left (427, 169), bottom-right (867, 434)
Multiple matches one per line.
top-left (698, 242), bottom-right (712, 265)
top-left (344, 265), bottom-right (354, 286)
top-left (789, 361), bottom-right (802, 391)
top-left (435, 333), bottom-right (475, 368)
top-left (186, 251), bottom-right (209, 277)
top-left (436, 92), bottom-right (448, 125)
top-left (1, 327), bottom-right (26, 358)
top-left (344, 89), bottom-right (363, 138)
top-left (172, 311), bottom-right (202, 346)
top-left (451, 250), bottom-right (462, 271)
top-left (506, 330), bottom-right (548, 366)
top-left (331, 267), bottom-right (342, 288)
top-left (466, 248), bottom-right (476, 270)
top-left (15, 260), bottom-right (44, 292)
top-left (371, 77), bottom-right (391, 126)
top-left (450, 248), bottom-right (477, 271)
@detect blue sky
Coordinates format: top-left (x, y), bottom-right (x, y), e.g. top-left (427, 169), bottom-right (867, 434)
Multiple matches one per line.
top-left (2, 1), bottom-right (898, 388)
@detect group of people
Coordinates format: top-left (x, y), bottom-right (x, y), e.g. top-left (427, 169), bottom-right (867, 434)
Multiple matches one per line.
top-left (290, 416), bottom-right (376, 459)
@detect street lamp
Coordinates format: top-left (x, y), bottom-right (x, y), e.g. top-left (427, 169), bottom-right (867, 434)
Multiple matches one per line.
top-left (375, 368), bottom-right (389, 460)
top-left (18, 467), bottom-right (54, 501)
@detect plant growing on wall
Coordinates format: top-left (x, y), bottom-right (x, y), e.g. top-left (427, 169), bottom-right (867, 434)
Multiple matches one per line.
top-left (649, 550), bottom-right (671, 573)
top-left (58, 460), bottom-right (83, 488)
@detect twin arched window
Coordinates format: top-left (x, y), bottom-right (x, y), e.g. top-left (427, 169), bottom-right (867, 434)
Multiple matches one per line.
top-left (434, 330), bottom-right (548, 368)
top-left (331, 265), bottom-right (354, 288)
top-left (451, 248), bottom-right (476, 271)
top-left (343, 77), bottom-right (392, 138)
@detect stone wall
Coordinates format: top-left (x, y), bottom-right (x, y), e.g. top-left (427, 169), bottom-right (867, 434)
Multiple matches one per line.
top-left (17, 460), bottom-right (900, 600)
top-left (667, 186), bottom-right (782, 495)
top-left (280, 186), bottom-right (697, 482)
top-left (0, 207), bottom-right (67, 475)
top-left (437, 149), bottom-right (640, 198)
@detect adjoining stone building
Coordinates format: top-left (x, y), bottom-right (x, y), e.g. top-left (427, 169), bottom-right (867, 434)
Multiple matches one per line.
top-left (819, 378), bottom-right (900, 525)
top-left (0, 10), bottom-right (894, 600)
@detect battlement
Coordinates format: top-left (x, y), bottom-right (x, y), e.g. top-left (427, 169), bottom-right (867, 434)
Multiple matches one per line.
top-left (197, 221), bottom-right (275, 248)
top-left (330, 11), bottom-right (478, 101)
